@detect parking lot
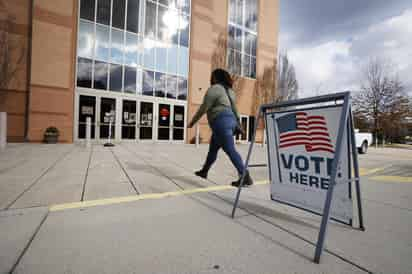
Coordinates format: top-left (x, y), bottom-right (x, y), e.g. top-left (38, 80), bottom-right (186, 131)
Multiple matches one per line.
top-left (0, 143), bottom-right (411, 274)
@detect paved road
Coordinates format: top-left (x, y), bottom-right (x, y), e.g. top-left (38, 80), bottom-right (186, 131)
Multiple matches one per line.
top-left (0, 144), bottom-right (411, 273)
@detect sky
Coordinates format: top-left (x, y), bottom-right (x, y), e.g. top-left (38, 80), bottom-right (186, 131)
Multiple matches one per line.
top-left (279, 0), bottom-right (412, 98)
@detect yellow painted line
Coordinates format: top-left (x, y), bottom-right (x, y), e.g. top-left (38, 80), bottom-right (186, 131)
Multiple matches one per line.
top-left (370, 176), bottom-right (412, 183)
top-left (359, 167), bottom-right (384, 176)
top-left (49, 180), bottom-right (269, 212)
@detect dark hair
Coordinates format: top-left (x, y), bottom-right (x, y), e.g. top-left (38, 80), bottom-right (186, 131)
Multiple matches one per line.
top-left (210, 68), bottom-right (233, 89)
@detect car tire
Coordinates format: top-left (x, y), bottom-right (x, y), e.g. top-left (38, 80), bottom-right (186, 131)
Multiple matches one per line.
top-left (358, 141), bottom-right (368, 154)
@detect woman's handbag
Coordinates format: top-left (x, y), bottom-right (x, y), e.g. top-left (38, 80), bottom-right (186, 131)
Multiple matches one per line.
top-left (223, 86), bottom-right (246, 136)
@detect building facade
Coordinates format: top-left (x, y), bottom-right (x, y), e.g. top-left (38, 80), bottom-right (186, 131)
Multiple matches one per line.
top-left (0, 0), bottom-right (278, 144)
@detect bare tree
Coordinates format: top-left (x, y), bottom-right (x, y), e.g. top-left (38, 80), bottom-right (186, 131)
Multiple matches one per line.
top-left (353, 58), bottom-right (410, 144)
top-left (0, 4), bottom-right (26, 91)
top-left (277, 52), bottom-right (298, 101)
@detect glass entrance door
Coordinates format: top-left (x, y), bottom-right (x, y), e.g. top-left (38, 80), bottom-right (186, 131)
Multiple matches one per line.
top-left (157, 104), bottom-right (171, 140)
top-left (236, 115), bottom-right (249, 142)
top-left (139, 101), bottom-right (154, 140)
top-left (100, 98), bottom-right (116, 139)
top-left (172, 105), bottom-right (185, 141)
top-left (122, 100), bottom-right (137, 139)
top-left (78, 95), bottom-right (96, 139)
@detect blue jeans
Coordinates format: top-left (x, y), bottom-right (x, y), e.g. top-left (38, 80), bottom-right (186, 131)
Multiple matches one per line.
top-left (202, 110), bottom-right (245, 175)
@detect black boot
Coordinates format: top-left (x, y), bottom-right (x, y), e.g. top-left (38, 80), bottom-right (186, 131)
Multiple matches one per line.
top-left (231, 171), bottom-right (253, 187)
top-left (195, 169), bottom-right (208, 179)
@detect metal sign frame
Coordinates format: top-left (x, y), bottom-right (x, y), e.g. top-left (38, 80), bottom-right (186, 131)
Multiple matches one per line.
top-left (231, 92), bottom-right (365, 263)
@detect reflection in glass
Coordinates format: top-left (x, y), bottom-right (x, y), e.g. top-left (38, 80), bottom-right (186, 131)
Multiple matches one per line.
top-left (178, 77), bottom-right (187, 100)
top-left (145, 1), bottom-right (156, 39)
top-left (235, 0), bottom-right (243, 26)
top-left (127, 0), bottom-right (140, 33)
top-left (177, 0), bottom-right (190, 14)
top-left (251, 57), bottom-right (256, 78)
top-left (166, 75), bottom-right (177, 99)
top-left (167, 44), bottom-right (178, 75)
top-left (227, 49), bottom-right (235, 74)
top-left (122, 100), bottom-right (136, 139)
top-left (234, 51), bottom-right (241, 75)
top-left (97, 0), bottom-right (111, 25)
top-left (178, 47), bottom-right (189, 76)
top-left (112, 0), bottom-right (126, 29)
top-left (235, 28), bottom-right (242, 51)
top-left (77, 58), bottom-right (93, 88)
top-left (157, 5), bottom-right (168, 41)
top-left (94, 61), bottom-right (108, 90)
top-left (110, 64), bottom-right (123, 92)
top-left (179, 15), bottom-right (189, 47)
top-left (95, 24), bottom-right (110, 61)
top-left (229, 0), bottom-right (236, 23)
top-left (80, 0), bottom-right (95, 21)
top-left (156, 43), bottom-right (168, 72)
top-left (228, 25), bottom-right (235, 49)
top-left (78, 20), bottom-right (94, 58)
top-left (245, 0), bottom-right (257, 31)
top-left (124, 66), bottom-right (137, 93)
top-left (143, 39), bottom-right (156, 70)
top-left (242, 54), bottom-right (250, 77)
top-left (142, 70), bottom-right (154, 96)
top-left (154, 72), bottom-right (166, 97)
top-left (111, 29), bottom-right (124, 64)
top-left (125, 33), bottom-right (140, 67)
top-left (136, 69), bottom-right (142, 94)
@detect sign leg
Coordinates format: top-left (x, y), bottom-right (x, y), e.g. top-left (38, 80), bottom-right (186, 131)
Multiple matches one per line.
top-left (231, 108), bottom-right (262, 218)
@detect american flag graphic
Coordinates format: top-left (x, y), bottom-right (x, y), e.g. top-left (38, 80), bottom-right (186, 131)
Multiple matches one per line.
top-left (276, 112), bottom-right (334, 154)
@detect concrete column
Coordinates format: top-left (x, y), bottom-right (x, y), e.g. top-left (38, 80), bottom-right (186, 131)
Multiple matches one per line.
top-left (86, 117), bottom-right (91, 148)
top-left (0, 112), bottom-right (7, 150)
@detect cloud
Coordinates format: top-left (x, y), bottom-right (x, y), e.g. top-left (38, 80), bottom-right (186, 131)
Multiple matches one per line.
top-left (286, 9), bottom-right (412, 97)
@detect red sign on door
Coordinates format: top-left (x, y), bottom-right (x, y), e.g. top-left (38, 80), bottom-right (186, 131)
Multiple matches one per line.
top-left (160, 108), bottom-right (170, 117)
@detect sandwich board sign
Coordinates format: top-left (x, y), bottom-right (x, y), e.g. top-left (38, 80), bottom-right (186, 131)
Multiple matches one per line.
top-left (231, 92), bottom-right (365, 263)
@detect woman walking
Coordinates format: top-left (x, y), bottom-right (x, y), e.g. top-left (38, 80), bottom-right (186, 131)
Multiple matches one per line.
top-left (188, 68), bottom-right (253, 187)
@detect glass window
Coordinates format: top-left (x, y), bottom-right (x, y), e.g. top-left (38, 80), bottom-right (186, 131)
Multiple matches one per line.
top-left (112, 0), bottom-right (126, 29)
top-left (234, 51), bottom-right (241, 75)
top-left (77, 58), bottom-right (93, 88)
top-left (177, 0), bottom-right (190, 14)
top-left (235, 0), bottom-right (243, 26)
top-left (178, 47), bottom-right (188, 76)
top-left (80, 0), bottom-right (95, 21)
top-left (127, 0), bottom-right (140, 33)
top-left (178, 77), bottom-right (187, 100)
top-left (142, 70), bottom-right (154, 96)
top-left (137, 69), bottom-right (142, 93)
top-left (179, 15), bottom-right (189, 47)
top-left (245, 0), bottom-right (257, 31)
top-left (157, 5), bottom-right (168, 42)
top-left (234, 28), bottom-right (242, 51)
top-left (145, 1), bottom-right (156, 39)
top-left (143, 39), bottom-right (156, 69)
top-left (124, 66), bottom-right (137, 93)
top-left (94, 61), bottom-right (109, 89)
top-left (111, 29), bottom-right (124, 64)
top-left (228, 0), bottom-right (258, 78)
top-left (95, 24), bottom-right (110, 61)
top-left (78, 20), bottom-right (94, 59)
top-left (155, 43), bottom-right (168, 72)
top-left (228, 25), bottom-right (235, 49)
top-left (154, 72), bottom-right (166, 97)
top-left (242, 54), bottom-right (250, 77)
top-left (166, 75), bottom-right (177, 99)
top-left (125, 33), bottom-right (140, 67)
top-left (167, 44), bottom-right (178, 74)
top-left (229, 0), bottom-right (236, 23)
top-left (159, 0), bottom-right (168, 6)
top-left (251, 57), bottom-right (256, 78)
top-left (110, 64), bottom-right (123, 91)
top-left (97, 0), bottom-right (111, 25)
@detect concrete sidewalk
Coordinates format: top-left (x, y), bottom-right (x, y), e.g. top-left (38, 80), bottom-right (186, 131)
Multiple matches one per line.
top-left (1, 144), bottom-right (411, 273)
